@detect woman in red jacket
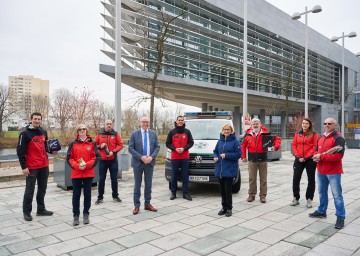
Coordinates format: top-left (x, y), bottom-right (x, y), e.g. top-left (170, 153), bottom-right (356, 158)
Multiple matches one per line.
top-left (291, 118), bottom-right (319, 208)
top-left (66, 124), bottom-right (99, 226)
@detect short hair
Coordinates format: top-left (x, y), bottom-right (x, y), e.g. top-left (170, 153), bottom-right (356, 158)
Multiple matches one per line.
top-left (77, 123), bottom-right (87, 131)
top-left (176, 115), bottom-right (184, 121)
top-left (221, 123), bottom-right (235, 134)
top-left (250, 118), bottom-right (261, 125)
top-left (30, 112), bottom-right (42, 120)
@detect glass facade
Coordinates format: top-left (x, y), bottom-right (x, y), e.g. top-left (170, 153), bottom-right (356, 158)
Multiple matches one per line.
top-left (104, 0), bottom-right (342, 105)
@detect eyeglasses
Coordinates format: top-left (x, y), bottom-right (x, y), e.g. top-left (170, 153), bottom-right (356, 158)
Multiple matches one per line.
top-left (323, 123), bottom-right (334, 126)
top-left (78, 128), bottom-right (86, 131)
top-left (223, 129), bottom-right (231, 131)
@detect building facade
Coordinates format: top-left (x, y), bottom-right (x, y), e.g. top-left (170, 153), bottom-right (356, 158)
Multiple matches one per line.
top-left (100, 0), bottom-right (360, 136)
top-left (8, 75), bottom-right (49, 128)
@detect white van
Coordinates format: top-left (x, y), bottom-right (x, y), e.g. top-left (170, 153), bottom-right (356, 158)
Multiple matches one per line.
top-left (165, 111), bottom-right (241, 193)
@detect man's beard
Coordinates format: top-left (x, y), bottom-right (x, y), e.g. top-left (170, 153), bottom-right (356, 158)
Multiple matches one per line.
top-left (252, 127), bottom-right (260, 133)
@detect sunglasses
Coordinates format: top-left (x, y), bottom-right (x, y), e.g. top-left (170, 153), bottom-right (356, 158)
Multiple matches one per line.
top-left (323, 123), bottom-right (334, 125)
top-left (78, 128), bottom-right (86, 131)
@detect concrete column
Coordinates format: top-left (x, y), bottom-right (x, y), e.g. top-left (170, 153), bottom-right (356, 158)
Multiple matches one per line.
top-left (201, 103), bottom-right (208, 111)
top-left (280, 111), bottom-right (286, 138)
top-left (233, 106), bottom-right (241, 137)
top-left (259, 109), bottom-right (265, 125)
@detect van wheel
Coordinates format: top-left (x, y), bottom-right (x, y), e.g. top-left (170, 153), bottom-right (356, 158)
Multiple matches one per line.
top-left (232, 170), bottom-right (241, 193)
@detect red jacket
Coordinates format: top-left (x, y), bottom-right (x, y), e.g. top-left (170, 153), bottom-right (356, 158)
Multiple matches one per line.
top-left (315, 131), bottom-right (345, 175)
top-left (66, 135), bottom-right (99, 179)
top-left (241, 126), bottom-right (281, 161)
top-left (165, 125), bottom-right (194, 160)
top-left (17, 125), bottom-right (49, 170)
top-left (95, 129), bottom-right (123, 160)
top-left (292, 130), bottom-right (319, 160)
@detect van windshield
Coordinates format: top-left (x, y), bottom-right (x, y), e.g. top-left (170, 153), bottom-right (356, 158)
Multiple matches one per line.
top-left (186, 119), bottom-right (232, 140)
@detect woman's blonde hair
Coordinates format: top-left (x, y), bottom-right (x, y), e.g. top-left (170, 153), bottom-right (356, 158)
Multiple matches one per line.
top-left (221, 123), bottom-right (235, 134)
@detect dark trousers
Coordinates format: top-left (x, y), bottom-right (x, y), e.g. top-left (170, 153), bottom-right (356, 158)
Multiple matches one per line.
top-left (292, 158), bottom-right (317, 200)
top-left (133, 163), bottom-right (154, 208)
top-left (98, 159), bottom-right (119, 199)
top-left (219, 177), bottom-right (233, 210)
top-left (23, 167), bottom-right (49, 214)
top-left (72, 177), bottom-right (93, 217)
top-left (171, 159), bottom-right (189, 195)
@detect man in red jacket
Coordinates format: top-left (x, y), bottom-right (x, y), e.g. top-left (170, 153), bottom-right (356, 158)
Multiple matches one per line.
top-left (17, 112), bottom-right (58, 221)
top-left (310, 117), bottom-right (346, 229)
top-left (166, 116), bottom-right (194, 201)
top-left (241, 118), bottom-right (281, 203)
top-left (95, 119), bottom-right (123, 204)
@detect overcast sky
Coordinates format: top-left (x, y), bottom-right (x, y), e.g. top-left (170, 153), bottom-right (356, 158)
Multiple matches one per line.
top-left (0, 0), bottom-right (359, 110)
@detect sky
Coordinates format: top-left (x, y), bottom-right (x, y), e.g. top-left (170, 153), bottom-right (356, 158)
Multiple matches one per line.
top-left (0, 0), bottom-right (359, 111)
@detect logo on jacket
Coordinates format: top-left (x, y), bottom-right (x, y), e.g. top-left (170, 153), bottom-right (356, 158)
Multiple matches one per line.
top-left (194, 142), bottom-right (208, 149)
top-left (87, 147), bottom-right (91, 151)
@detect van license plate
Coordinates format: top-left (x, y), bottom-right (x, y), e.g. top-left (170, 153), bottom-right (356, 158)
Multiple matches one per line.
top-left (189, 176), bottom-right (209, 182)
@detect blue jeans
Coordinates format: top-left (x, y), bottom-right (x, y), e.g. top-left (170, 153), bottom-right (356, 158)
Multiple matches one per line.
top-left (171, 159), bottom-right (189, 195)
top-left (317, 173), bottom-right (345, 219)
top-left (98, 159), bottom-right (119, 199)
top-left (72, 177), bottom-right (93, 217)
top-left (133, 163), bottom-right (154, 208)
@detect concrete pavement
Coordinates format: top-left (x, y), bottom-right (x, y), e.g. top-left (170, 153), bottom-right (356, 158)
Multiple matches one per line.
top-left (0, 149), bottom-right (360, 255)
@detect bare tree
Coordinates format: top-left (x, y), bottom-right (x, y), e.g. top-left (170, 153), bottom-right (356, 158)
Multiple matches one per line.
top-left (103, 104), bottom-right (115, 123)
top-left (88, 99), bottom-right (105, 131)
top-left (0, 84), bottom-right (17, 135)
top-left (31, 94), bottom-right (49, 119)
top-left (122, 107), bottom-right (139, 135)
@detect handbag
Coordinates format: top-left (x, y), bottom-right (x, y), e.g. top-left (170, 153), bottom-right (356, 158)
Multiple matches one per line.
top-left (47, 138), bottom-right (61, 152)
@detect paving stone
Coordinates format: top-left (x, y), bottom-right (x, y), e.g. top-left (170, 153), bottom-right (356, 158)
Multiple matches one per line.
top-left (69, 241), bottom-right (124, 256)
top-left (182, 235), bottom-right (230, 255)
top-left (248, 228), bottom-right (291, 245)
top-left (53, 226), bottom-right (102, 241)
top-left (0, 246), bottom-right (11, 256)
top-left (149, 232), bottom-right (197, 251)
top-left (207, 251), bottom-right (232, 256)
top-left (122, 219), bottom-right (163, 233)
top-left (304, 221), bottom-right (338, 236)
top-left (259, 211), bottom-right (292, 222)
top-left (339, 222), bottom-right (360, 237)
top-left (0, 232), bottom-right (32, 247)
top-left (271, 219), bottom-right (308, 233)
top-left (150, 221), bottom-right (191, 236)
top-left (110, 243), bottom-right (164, 256)
top-left (305, 244), bottom-right (353, 256)
top-left (12, 249), bottom-right (44, 256)
top-left (5, 235), bottom-right (60, 254)
top-left (0, 219), bottom-right (22, 229)
top-left (156, 205), bottom-right (187, 215)
top-left (209, 216), bottom-right (246, 228)
top-left (152, 212), bottom-right (188, 224)
top-left (284, 230), bottom-right (328, 248)
top-left (258, 241), bottom-right (309, 256)
top-left (158, 247), bottom-right (200, 256)
top-left (26, 223), bottom-right (73, 238)
top-left (114, 230), bottom-right (162, 248)
top-left (324, 233), bottom-right (360, 251)
top-left (212, 226), bottom-right (256, 242)
top-left (238, 217), bottom-right (276, 231)
top-left (38, 238), bottom-right (93, 256)
top-left (91, 217), bottom-right (135, 231)
top-left (178, 214), bottom-right (216, 226)
top-left (84, 227), bottom-right (132, 244)
top-left (182, 223), bottom-right (224, 238)
top-left (232, 209), bottom-right (265, 220)
top-left (221, 238), bottom-right (269, 256)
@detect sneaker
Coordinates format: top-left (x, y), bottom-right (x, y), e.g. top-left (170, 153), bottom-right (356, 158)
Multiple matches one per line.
top-left (335, 217), bottom-right (345, 229)
top-left (95, 199), bottom-right (103, 205)
top-left (73, 216), bottom-right (79, 226)
top-left (309, 210), bottom-right (327, 218)
top-left (113, 197), bottom-right (122, 203)
top-left (306, 199), bottom-right (313, 208)
top-left (218, 208), bottom-right (226, 216)
top-left (24, 213), bottom-right (33, 221)
top-left (225, 210), bottom-right (232, 217)
top-left (36, 210), bottom-right (53, 216)
top-left (83, 214), bottom-right (90, 225)
top-left (290, 197), bottom-right (299, 206)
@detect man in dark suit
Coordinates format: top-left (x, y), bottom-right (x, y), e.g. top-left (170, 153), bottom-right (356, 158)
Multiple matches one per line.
top-left (129, 116), bottom-right (160, 215)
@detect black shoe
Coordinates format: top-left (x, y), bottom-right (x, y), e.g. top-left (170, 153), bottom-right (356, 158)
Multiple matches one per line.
top-left (218, 208), bottom-right (226, 216)
top-left (183, 194), bottom-right (192, 201)
top-left (36, 210), bottom-right (53, 216)
top-left (335, 217), bottom-right (345, 229)
top-left (24, 213), bottom-right (33, 221)
top-left (309, 210), bottom-right (327, 218)
top-left (73, 216), bottom-right (79, 226)
top-left (83, 214), bottom-right (90, 225)
top-left (225, 210), bottom-right (232, 217)
top-left (95, 199), bottom-right (103, 205)
top-left (113, 197), bottom-right (122, 203)
top-left (170, 194), bottom-right (176, 200)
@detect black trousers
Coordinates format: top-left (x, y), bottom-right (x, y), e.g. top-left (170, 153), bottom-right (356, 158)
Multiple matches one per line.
top-left (292, 158), bottom-right (316, 200)
top-left (219, 177), bottom-right (233, 210)
top-left (23, 167), bottom-right (49, 214)
top-left (72, 177), bottom-right (93, 217)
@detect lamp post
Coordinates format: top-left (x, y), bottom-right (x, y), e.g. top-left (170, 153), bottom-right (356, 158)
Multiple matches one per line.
top-left (242, 0), bottom-right (248, 132)
top-left (330, 32), bottom-right (357, 136)
top-left (291, 5), bottom-right (322, 118)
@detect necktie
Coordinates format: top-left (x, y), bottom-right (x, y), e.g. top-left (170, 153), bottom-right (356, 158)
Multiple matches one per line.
top-left (143, 130), bottom-right (148, 155)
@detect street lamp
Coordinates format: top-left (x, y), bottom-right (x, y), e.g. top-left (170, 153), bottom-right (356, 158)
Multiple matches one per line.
top-left (330, 32), bottom-right (357, 136)
top-left (292, 5), bottom-right (322, 118)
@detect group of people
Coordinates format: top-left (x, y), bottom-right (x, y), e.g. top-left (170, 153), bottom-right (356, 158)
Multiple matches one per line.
top-left (16, 112), bottom-right (346, 229)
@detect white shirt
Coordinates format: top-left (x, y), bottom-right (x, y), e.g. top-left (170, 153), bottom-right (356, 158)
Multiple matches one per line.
top-left (141, 128), bottom-right (150, 156)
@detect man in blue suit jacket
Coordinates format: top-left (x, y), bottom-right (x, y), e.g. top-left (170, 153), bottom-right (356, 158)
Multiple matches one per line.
top-left (129, 116), bottom-right (160, 215)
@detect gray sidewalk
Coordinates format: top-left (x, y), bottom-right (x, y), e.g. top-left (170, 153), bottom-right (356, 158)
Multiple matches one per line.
top-left (0, 150), bottom-right (360, 255)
